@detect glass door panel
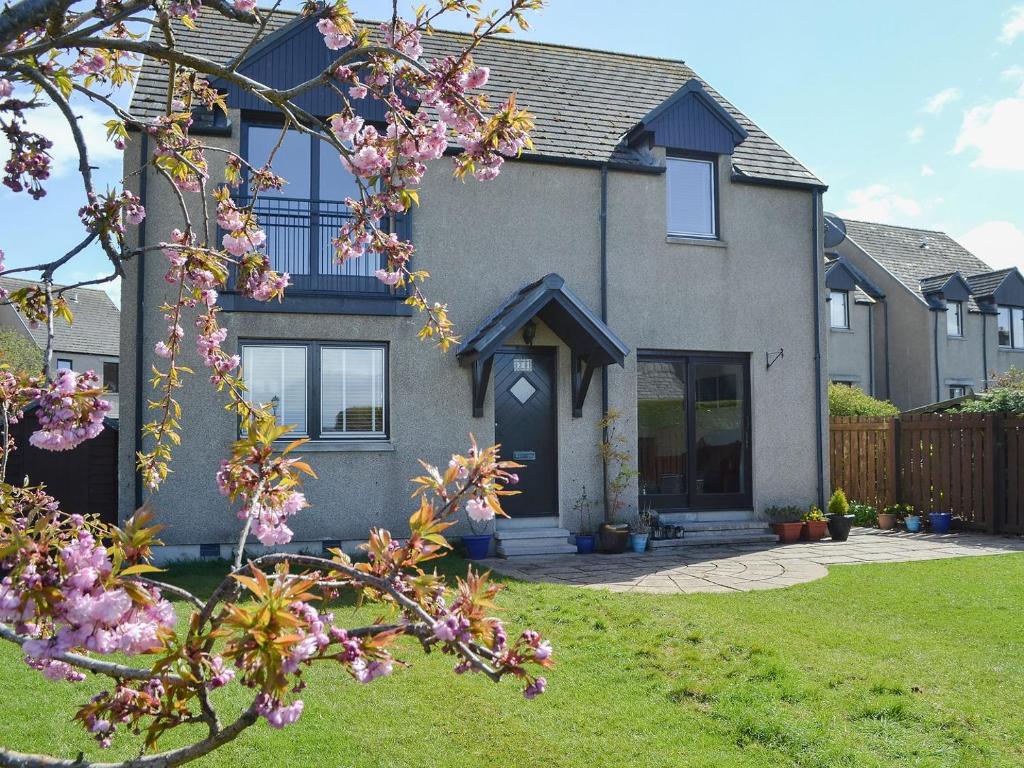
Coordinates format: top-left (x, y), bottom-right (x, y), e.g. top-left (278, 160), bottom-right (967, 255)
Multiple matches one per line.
top-left (637, 361), bottom-right (687, 506)
top-left (692, 361), bottom-right (748, 508)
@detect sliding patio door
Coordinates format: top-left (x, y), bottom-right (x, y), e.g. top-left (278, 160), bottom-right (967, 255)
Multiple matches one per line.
top-left (638, 353), bottom-right (751, 511)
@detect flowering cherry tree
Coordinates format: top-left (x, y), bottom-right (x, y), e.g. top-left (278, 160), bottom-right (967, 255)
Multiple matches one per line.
top-left (0, 0), bottom-right (552, 765)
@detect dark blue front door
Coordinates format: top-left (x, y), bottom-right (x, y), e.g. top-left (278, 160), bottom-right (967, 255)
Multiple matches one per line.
top-left (494, 348), bottom-right (557, 518)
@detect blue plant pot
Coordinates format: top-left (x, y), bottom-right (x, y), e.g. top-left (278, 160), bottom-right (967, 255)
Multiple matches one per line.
top-left (929, 512), bottom-right (952, 534)
top-left (905, 515), bottom-right (922, 533)
top-left (575, 534), bottom-right (596, 554)
top-left (629, 533), bottom-right (649, 553)
top-left (462, 534), bottom-right (492, 559)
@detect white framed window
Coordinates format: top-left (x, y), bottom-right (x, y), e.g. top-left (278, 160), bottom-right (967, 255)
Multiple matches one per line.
top-left (829, 290), bottom-right (850, 329)
top-left (242, 345), bottom-right (308, 436)
top-left (666, 156), bottom-right (716, 238)
top-left (946, 301), bottom-right (963, 337)
top-left (949, 385), bottom-right (968, 399)
top-left (998, 306), bottom-right (1024, 349)
top-left (320, 346), bottom-right (386, 437)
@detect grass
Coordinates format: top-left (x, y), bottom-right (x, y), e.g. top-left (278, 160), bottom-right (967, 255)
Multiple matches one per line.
top-left (4, 554), bottom-right (1024, 767)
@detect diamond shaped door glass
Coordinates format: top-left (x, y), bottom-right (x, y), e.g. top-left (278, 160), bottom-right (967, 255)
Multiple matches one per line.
top-left (510, 376), bottom-right (536, 405)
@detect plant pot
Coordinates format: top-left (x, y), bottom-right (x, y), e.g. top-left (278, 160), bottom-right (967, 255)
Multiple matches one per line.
top-left (929, 512), bottom-right (952, 534)
top-left (575, 534), bottom-right (596, 555)
top-left (877, 512), bottom-right (897, 530)
top-left (802, 520), bottom-right (828, 541)
top-left (462, 534), bottom-right (492, 560)
top-left (598, 523), bottom-right (630, 554)
top-left (629, 533), bottom-right (649, 553)
top-left (827, 514), bottom-right (854, 542)
top-left (904, 514), bottom-right (922, 533)
top-left (773, 522), bottom-right (803, 544)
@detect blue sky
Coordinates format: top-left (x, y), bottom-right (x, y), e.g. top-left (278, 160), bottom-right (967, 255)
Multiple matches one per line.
top-left (4, 0), bottom-right (1023, 304)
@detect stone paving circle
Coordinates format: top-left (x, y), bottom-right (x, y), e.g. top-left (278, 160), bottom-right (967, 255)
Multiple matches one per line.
top-left (481, 529), bottom-right (1024, 594)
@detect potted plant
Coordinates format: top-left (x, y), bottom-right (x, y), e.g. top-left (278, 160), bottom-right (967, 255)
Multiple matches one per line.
top-left (802, 506), bottom-right (828, 541)
top-left (826, 488), bottom-right (855, 542)
top-left (904, 508), bottom-right (923, 533)
top-left (629, 508), bottom-right (653, 553)
top-left (571, 486), bottom-right (597, 554)
top-left (765, 505), bottom-right (804, 544)
top-left (878, 503), bottom-right (909, 530)
top-left (929, 510), bottom-right (953, 534)
top-left (599, 410), bottom-right (636, 554)
top-left (462, 516), bottom-right (493, 560)
top-left (850, 502), bottom-right (878, 528)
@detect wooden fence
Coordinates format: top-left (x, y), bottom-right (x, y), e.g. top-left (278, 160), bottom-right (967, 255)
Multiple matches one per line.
top-left (830, 413), bottom-right (1024, 533)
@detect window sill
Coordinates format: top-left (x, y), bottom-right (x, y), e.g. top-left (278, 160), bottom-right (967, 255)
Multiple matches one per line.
top-left (665, 235), bottom-right (727, 248)
top-left (947, 335), bottom-right (966, 341)
top-left (998, 346), bottom-right (1024, 353)
top-left (272, 440), bottom-right (395, 453)
top-left (830, 327), bottom-right (853, 333)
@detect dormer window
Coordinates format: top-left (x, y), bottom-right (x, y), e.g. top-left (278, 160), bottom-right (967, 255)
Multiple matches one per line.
top-left (829, 290), bottom-right (849, 329)
top-left (946, 301), bottom-right (963, 337)
top-left (666, 156), bottom-right (716, 239)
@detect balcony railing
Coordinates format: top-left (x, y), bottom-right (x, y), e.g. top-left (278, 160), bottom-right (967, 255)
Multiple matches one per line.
top-left (226, 196), bottom-right (405, 297)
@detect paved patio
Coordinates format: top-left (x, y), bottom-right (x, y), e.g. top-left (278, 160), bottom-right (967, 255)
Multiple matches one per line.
top-left (481, 529), bottom-right (1024, 594)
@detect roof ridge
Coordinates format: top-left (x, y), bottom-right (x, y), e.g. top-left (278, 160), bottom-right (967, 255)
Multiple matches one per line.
top-left (0, 276), bottom-right (114, 295)
top-left (249, 8), bottom-right (691, 66)
top-left (843, 218), bottom-right (951, 237)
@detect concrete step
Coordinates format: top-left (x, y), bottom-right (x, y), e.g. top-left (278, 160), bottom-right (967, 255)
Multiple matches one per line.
top-left (494, 527), bottom-right (571, 541)
top-left (658, 510), bottom-right (759, 524)
top-left (496, 541), bottom-right (577, 557)
top-left (649, 532), bottom-right (778, 548)
top-left (496, 516), bottom-right (559, 530)
top-left (682, 521), bottom-right (770, 533)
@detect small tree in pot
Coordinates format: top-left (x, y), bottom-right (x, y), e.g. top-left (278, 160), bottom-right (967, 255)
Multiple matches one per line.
top-left (826, 488), bottom-right (855, 541)
top-left (598, 410), bottom-right (635, 554)
top-left (572, 485), bottom-right (597, 554)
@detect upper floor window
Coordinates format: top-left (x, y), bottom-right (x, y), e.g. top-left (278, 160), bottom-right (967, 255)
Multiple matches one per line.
top-left (946, 301), bottom-right (963, 337)
top-left (103, 362), bottom-right (119, 393)
top-left (666, 156), bottom-right (716, 239)
top-left (998, 306), bottom-right (1024, 349)
top-left (241, 341), bottom-right (388, 440)
top-left (56, 358), bottom-right (73, 371)
top-left (245, 124), bottom-right (359, 203)
top-left (829, 290), bottom-right (849, 329)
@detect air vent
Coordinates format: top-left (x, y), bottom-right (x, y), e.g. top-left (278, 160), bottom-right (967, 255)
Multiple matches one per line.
top-left (199, 543), bottom-right (221, 559)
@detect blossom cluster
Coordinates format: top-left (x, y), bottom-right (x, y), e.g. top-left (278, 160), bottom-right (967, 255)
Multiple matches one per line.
top-left (29, 369), bottom-right (111, 451)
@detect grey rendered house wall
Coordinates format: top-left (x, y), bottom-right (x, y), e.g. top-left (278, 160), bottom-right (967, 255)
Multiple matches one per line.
top-left (827, 298), bottom-right (874, 392)
top-left (119, 120), bottom-right (827, 551)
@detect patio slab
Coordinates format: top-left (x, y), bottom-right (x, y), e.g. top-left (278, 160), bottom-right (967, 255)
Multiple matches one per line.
top-left (479, 529), bottom-right (1024, 594)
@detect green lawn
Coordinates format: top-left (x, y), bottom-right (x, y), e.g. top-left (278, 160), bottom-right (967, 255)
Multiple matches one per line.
top-left (4, 554), bottom-right (1024, 767)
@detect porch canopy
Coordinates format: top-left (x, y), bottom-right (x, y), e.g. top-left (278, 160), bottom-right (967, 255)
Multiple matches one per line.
top-left (456, 273), bottom-right (629, 418)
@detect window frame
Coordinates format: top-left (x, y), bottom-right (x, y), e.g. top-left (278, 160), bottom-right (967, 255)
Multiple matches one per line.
top-left (102, 361), bottom-right (119, 393)
top-left (829, 289), bottom-right (850, 329)
top-left (240, 339), bottom-right (390, 441)
top-left (997, 305), bottom-right (1024, 350)
top-left (949, 385), bottom-right (968, 399)
top-left (56, 358), bottom-right (73, 371)
top-left (665, 153), bottom-right (719, 240)
top-left (946, 300), bottom-right (963, 338)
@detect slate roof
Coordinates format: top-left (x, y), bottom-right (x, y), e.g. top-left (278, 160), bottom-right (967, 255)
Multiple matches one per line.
top-left (129, 9), bottom-right (823, 187)
top-left (966, 268), bottom-right (1017, 298)
top-left (842, 220), bottom-right (993, 306)
top-left (0, 278), bottom-right (120, 356)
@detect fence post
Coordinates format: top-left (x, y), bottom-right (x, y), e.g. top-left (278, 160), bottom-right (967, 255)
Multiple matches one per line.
top-left (983, 413), bottom-right (997, 533)
top-left (992, 413), bottom-right (1005, 534)
top-left (888, 416), bottom-right (901, 506)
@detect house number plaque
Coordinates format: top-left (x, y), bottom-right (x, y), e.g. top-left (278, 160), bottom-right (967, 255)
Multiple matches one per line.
top-left (513, 359), bottom-right (533, 371)
top-left (513, 451), bottom-right (536, 461)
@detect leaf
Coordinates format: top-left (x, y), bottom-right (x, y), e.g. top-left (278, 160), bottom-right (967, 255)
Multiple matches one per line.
top-left (120, 563), bottom-right (166, 577)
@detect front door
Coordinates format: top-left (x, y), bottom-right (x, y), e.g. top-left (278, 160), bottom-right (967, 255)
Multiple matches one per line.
top-left (637, 353), bottom-right (752, 510)
top-left (493, 348), bottom-right (557, 517)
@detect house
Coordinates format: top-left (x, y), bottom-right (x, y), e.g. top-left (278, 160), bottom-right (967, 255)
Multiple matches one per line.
top-left (0, 277), bottom-right (121, 417)
top-left (120, 12), bottom-right (830, 558)
top-left (823, 216), bottom-right (1024, 410)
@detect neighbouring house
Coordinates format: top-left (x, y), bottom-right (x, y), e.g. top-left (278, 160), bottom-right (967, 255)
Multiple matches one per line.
top-left (824, 216), bottom-right (1024, 411)
top-left (0, 277), bottom-right (121, 417)
top-left (121, 13), bottom-right (830, 559)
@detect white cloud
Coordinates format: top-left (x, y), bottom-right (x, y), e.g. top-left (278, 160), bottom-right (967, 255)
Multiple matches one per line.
top-left (1003, 64), bottom-right (1024, 94)
top-left (1000, 5), bottom-right (1024, 44)
top-left (921, 164), bottom-right (935, 176)
top-left (959, 221), bottom-right (1024, 270)
top-left (908, 124), bottom-right (925, 143)
top-left (954, 96), bottom-right (1024, 169)
top-left (20, 99), bottom-right (122, 179)
top-left (836, 184), bottom-right (923, 224)
top-left (921, 87), bottom-right (962, 114)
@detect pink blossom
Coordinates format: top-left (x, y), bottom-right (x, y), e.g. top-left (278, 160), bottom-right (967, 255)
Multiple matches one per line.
top-left (524, 676), bottom-right (547, 700)
top-left (330, 114), bottom-right (364, 143)
top-left (233, 0), bottom-right (256, 10)
top-left (0, 79), bottom-right (12, 99)
top-left (465, 498), bottom-right (493, 523)
top-left (349, 83), bottom-right (368, 100)
top-left (465, 67), bottom-right (489, 89)
top-left (317, 18), bottom-right (352, 50)
top-left (154, 341), bottom-right (172, 359)
top-left (353, 658), bottom-right (393, 684)
top-left (30, 370), bottom-right (111, 451)
top-left (373, 269), bottom-right (402, 286)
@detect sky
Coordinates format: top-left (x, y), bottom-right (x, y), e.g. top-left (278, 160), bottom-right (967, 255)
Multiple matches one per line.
top-left (3, 0), bottom-right (1023, 306)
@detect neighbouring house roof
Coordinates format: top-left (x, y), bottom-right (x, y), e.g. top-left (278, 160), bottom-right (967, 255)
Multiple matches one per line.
top-left (965, 268), bottom-right (1024, 307)
top-left (0, 277), bottom-right (120, 357)
top-left (823, 255), bottom-right (884, 304)
top-left (841, 219), bottom-right (995, 309)
top-left (129, 10), bottom-right (823, 187)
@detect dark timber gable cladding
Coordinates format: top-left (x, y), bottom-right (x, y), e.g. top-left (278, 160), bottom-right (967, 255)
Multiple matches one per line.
top-left (129, 9), bottom-right (823, 187)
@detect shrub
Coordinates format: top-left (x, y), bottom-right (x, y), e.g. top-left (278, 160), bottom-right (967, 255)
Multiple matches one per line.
top-left (954, 367), bottom-right (1024, 414)
top-left (764, 505), bottom-right (804, 523)
top-left (0, 329), bottom-right (42, 376)
top-left (828, 382), bottom-right (899, 417)
top-left (849, 502), bottom-right (878, 527)
top-left (827, 488), bottom-right (850, 517)
top-left (803, 506), bottom-right (826, 522)
top-left (882, 503), bottom-right (914, 520)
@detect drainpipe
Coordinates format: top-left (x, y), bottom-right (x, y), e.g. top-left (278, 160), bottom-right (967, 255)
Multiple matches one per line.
top-left (133, 133), bottom-right (149, 510)
top-left (982, 314), bottom-right (989, 391)
top-left (883, 299), bottom-right (892, 400)
top-left (811, 190), bottom-right (825, 508)
top-left (867, 302), bottom-right (875, 396)
top-left (599, 164), bottom-right (610, 517)
top-left (933, 310), bottom-right (941, 402)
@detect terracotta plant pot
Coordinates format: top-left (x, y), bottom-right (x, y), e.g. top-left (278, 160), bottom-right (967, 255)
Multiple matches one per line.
top-left (773, 522), bottom-right (803, 544)
top-left (802, 520), bottom-right (828, 541)
top-left (877, 512), bottom-right (897, 530)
